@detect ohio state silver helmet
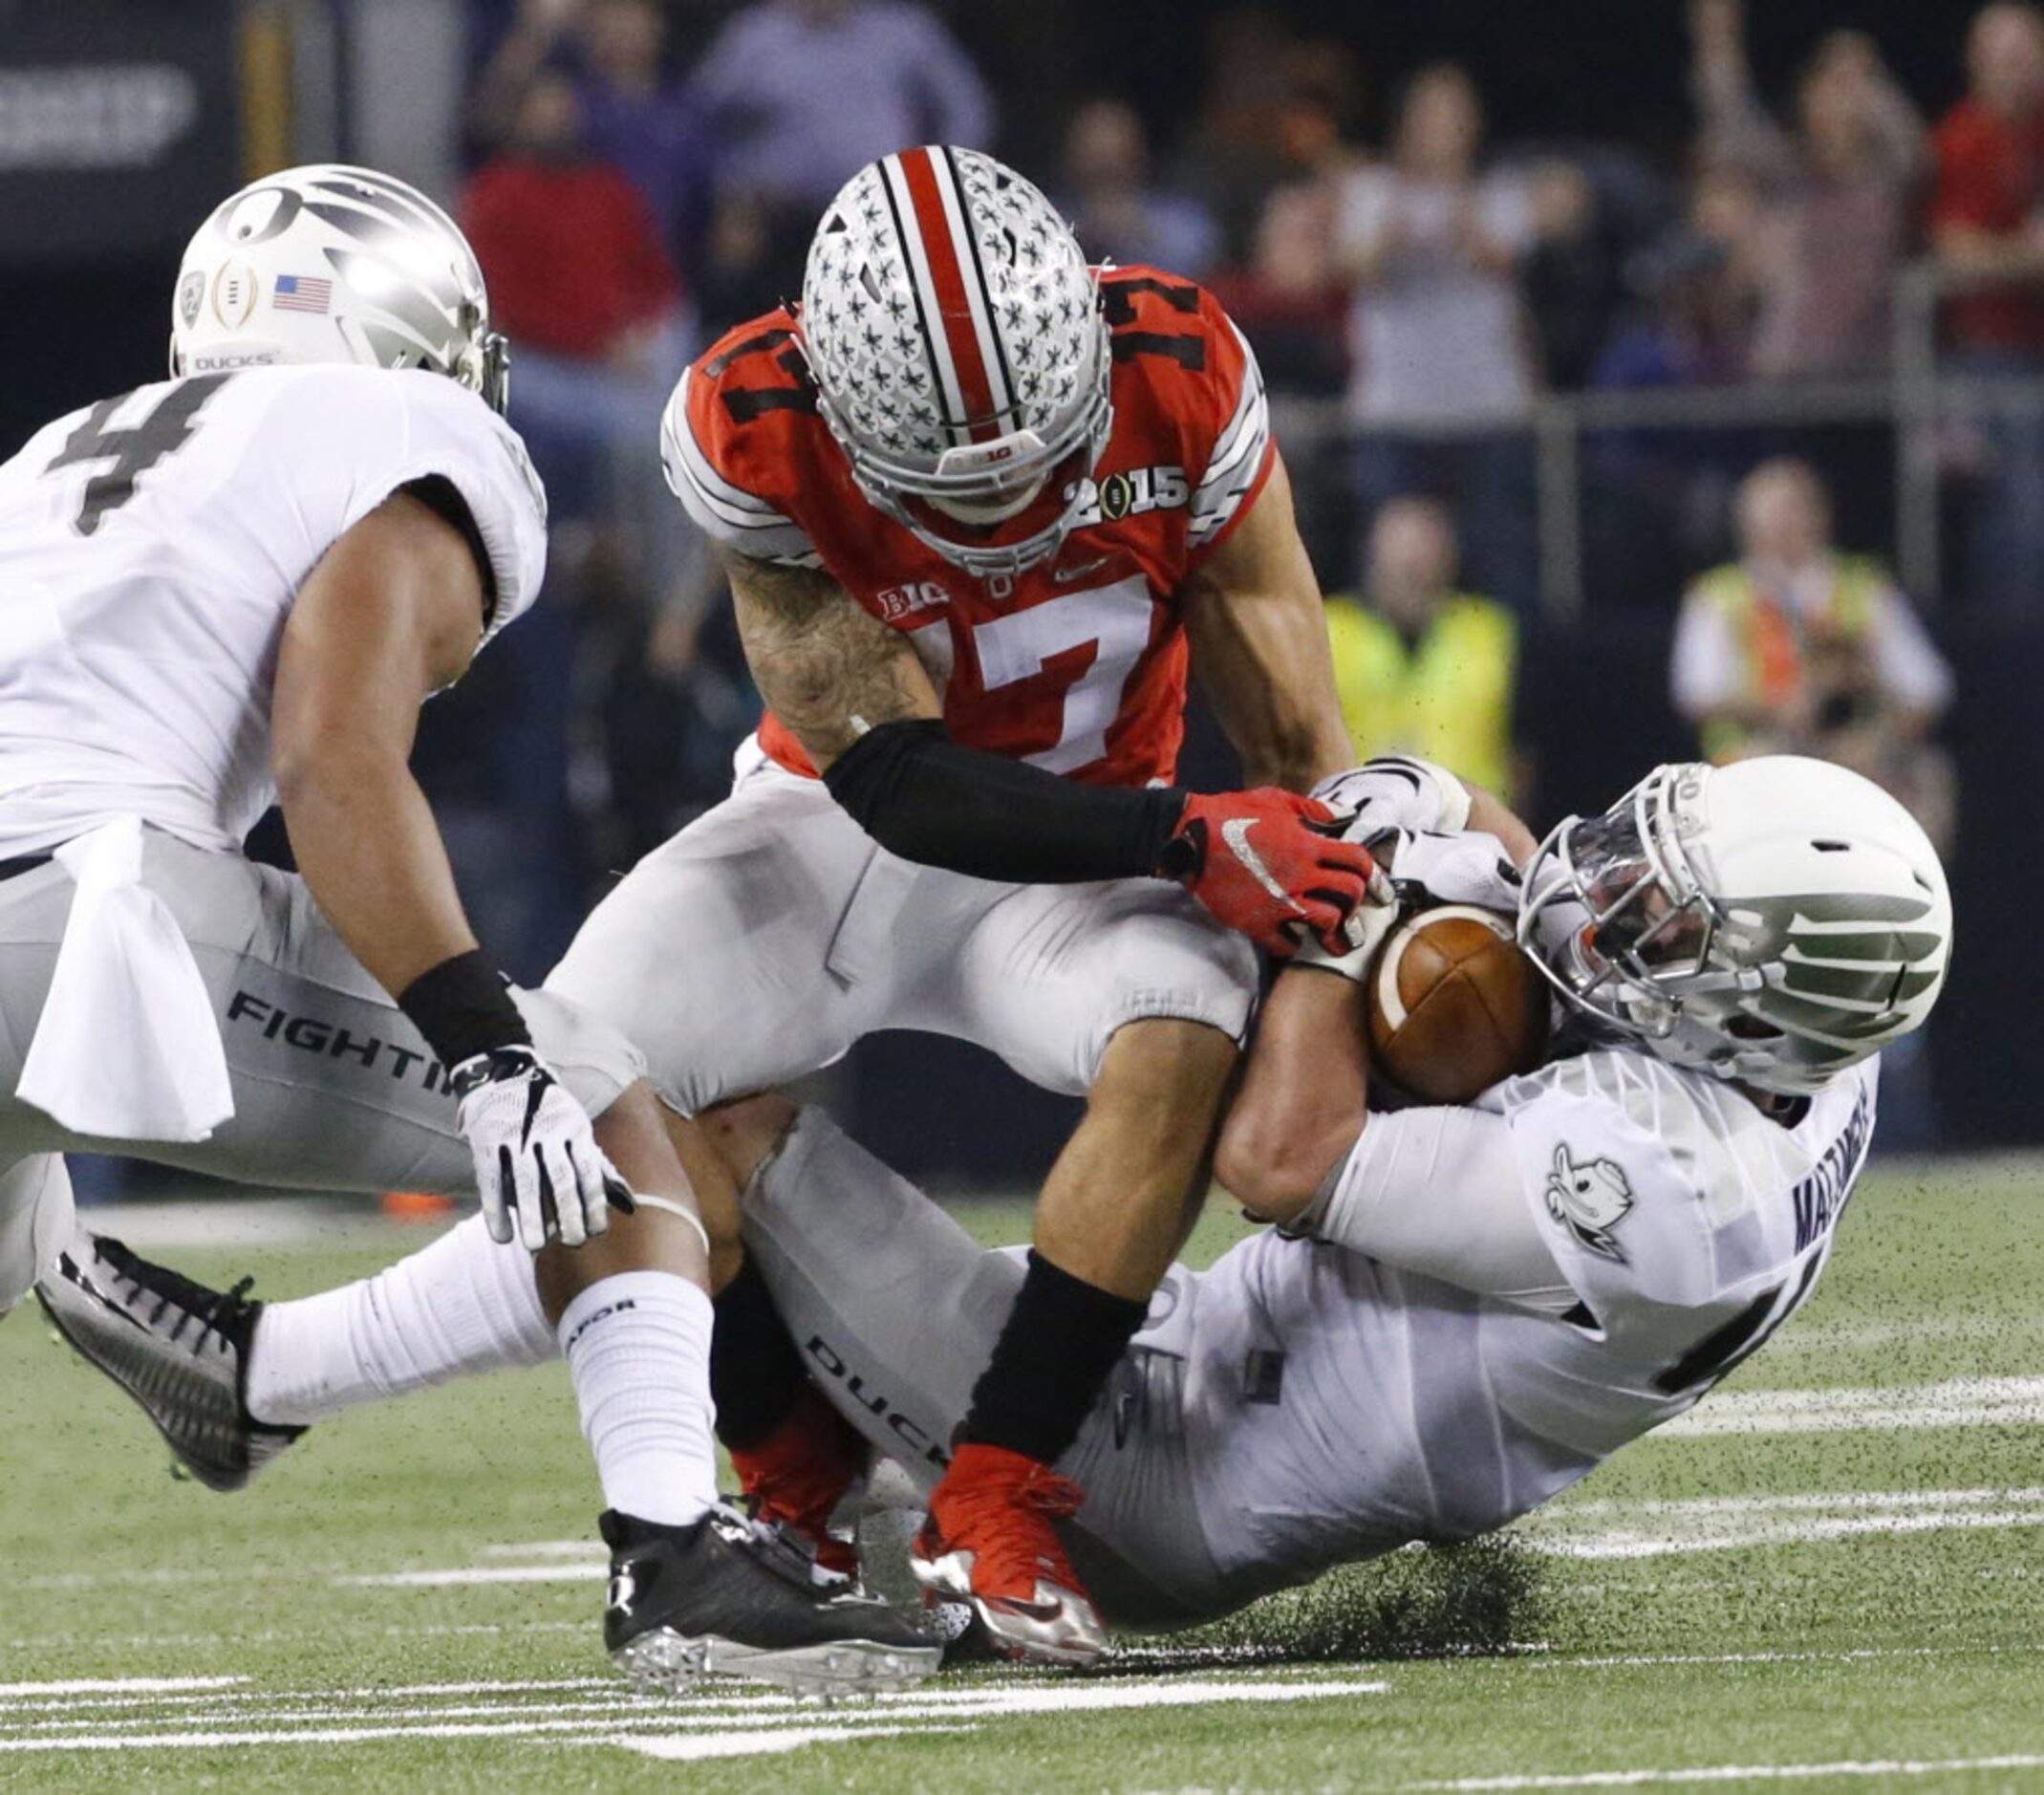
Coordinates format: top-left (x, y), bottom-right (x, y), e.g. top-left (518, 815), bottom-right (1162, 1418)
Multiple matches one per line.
top-left (170, 163), bottom-right (507, 412)
top-left (798, 145), bottom-right (1113, 579)
top-left (1517, 757), bottom-right (1952, 1095)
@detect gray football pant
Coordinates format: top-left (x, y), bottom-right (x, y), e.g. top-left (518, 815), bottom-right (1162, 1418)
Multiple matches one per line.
top-left (0, 831), bottom-right (640, 1311)
top-left (742, 1104), bottom-right (1230, 1631)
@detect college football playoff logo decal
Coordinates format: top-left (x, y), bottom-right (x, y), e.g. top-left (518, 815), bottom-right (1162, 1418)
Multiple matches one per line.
top-left (1544, 1144), bottom-right (1633, 1261)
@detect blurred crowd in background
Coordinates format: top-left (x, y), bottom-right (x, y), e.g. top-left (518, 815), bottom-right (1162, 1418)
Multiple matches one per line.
top-left (404, 0), bottom-right (2034, 1151)
top-left (18, 0), bottom-right (2044, 1174)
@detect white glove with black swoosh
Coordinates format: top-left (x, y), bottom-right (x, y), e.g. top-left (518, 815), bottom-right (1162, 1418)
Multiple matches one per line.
top-left (448, 1047), bottom-right (625, 1251)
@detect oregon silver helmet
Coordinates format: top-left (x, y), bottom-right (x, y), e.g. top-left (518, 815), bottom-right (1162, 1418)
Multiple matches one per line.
top-left (797, 145), bottom-right (1113, 579)
top-left (1517, 757), bottom-right (1952, 1095)
top-left (169, 163), bottom-right (507, 412)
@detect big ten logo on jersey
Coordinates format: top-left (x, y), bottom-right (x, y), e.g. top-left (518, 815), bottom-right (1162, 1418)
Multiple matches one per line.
top-left (1071, 465), bottom-right (1191, 530)
top-left (875, 579), bottom-right (949, 622)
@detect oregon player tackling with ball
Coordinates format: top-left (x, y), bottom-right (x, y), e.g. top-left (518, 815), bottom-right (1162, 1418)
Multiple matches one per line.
top-left (706, 752), bottom-right (1949, 1623)
top-left (54, 752), bottom-right (1952, 1633)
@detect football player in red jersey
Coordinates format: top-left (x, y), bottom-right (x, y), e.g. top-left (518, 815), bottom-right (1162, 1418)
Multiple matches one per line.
top-left (46, 147), bottom-right (1388, 1673)
top-left (593, 144), bottom-right (1382, 1662)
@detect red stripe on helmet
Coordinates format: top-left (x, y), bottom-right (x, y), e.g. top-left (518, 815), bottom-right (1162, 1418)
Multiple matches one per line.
top-left (897, 146), bottom-right (1000, 443)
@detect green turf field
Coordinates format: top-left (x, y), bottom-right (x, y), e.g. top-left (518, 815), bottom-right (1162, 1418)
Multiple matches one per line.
top-left (2, 1162), bottom-right (2041, 1791)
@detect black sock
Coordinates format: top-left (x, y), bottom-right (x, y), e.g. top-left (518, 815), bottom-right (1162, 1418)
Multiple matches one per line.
top-left (710, 1257), bottom-right (809, 1452)
top-left (960, 1250), bottom-right (1151, 1466)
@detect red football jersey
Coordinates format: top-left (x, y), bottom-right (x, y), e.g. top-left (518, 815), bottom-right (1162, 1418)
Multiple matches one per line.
top-left (665, 267), bottom-right (1276, 789)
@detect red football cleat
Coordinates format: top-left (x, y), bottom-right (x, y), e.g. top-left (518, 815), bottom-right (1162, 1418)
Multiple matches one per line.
top-left (910, 1441), bottom-right (1108, 1665)
top-left (727, 1386), bottom-right (869, 1582)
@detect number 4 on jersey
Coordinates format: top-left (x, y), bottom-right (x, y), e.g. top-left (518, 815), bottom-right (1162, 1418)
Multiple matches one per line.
top-left (48, 375), bottom-right (230, 536)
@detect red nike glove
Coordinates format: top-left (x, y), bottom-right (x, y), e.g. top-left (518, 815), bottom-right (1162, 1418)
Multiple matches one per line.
top-left (1159, 789), bottom-right (1392, 956)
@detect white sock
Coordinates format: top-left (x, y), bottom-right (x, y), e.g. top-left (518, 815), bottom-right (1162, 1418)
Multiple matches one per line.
top-left (556, 1271), bottom-right (719, 1527)
top-left (246, 1215), bottom-right (552, 1426)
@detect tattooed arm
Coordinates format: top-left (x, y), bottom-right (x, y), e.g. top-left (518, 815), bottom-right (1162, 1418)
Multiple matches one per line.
top-left (723, 551), bottom-right (940, 769)
top-left (720, 548), bottom-right (1383, 950)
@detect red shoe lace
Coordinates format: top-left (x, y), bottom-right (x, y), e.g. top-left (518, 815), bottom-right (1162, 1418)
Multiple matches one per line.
top-left (930, 1443), bottom-right (1089, 1603)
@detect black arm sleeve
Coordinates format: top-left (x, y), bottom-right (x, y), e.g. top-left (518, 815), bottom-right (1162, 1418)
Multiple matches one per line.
top-left (821, 719), bottom-right (1188, 883)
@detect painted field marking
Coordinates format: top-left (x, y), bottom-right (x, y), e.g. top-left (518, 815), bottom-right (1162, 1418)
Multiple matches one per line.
top-left (1772, 1315), bottom-right (2041, 1352)
top-left (1, 1619), bottom-right (592, 1654)
top-left (1666, 1373), bottom-right (2044, 1437)
top-left (1524, 1643), bottom-right (2044, 1671)
top-left (1528, 1484), bottom-right (2044, 1560)
top-left (0, 1677), bottom-right (247, 1700)
top-left (0, 1676), bottom-right (613, 1713)
top-left (338, 1566), bottom-right (598, 1588)
top-left (1406, 1754), bottom-right (2044, 1788)
top-left (614, 1722), bottom-right (977, 1762)
top-left (1556, 1487), bottom-right (2044, 1519)
top-left (0, 1674), bottom-right (1388, 1761)
top-left (477, 1542), bottom-right (598, 1559)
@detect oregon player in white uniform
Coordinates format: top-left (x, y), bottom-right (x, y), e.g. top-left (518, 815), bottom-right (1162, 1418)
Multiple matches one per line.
top-left (43, 752), bottom-right (1948, 1635)
top-left (685, 753), bottom-right (1948, 1624)
top-left (15, 163), bottom-right (936, 1694)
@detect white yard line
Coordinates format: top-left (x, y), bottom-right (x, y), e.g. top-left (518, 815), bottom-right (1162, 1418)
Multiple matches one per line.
top-left (1524, 1644), bottom-right (2044, 1671)
top-left (1406, 1755), bottom-right (2044, 1789)
top-left (0, 1676), bottom-right (1388, 1757)
top-left (1665, 1374), bottom-right (2044, 1437)
top-left (0, 1678), bottom-right (624, 1719)
top-left (476, 1542), bottom-right (599, 1559)
top-left (0, 1620), bottom-right (591, 1653)
top-left (0, 1676), bottom-right (247, 1699)
top-left (1538, 1507), bottom-right (2044, 1559)
top-left (1529, 1483), bottom-right (2044, 1559)
top-left (1770, 1316), bottom-right (2040, 1352)
top-left (0, 1719), bottom-right (660, 1753)
top-left (336, 1566), bottom-right (599, 1588)
top-left (1556, 1487), bottom-right (2044, 1518)
top-left (612, 1722), bottom-right (976, 1761)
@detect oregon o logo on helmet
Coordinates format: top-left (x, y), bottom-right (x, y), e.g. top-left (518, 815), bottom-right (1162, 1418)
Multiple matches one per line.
top-left (215, 184), bottom-right (304, 247)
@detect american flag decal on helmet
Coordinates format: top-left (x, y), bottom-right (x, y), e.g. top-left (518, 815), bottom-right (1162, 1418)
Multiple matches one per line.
top-left (272, 273), bottom-right (333, 314)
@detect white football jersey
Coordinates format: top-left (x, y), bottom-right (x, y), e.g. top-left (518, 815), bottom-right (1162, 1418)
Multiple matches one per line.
top-left (0, 365), bottom-right (546, 859)
top-left (1167, 1049), bottom-right (1879, 1607)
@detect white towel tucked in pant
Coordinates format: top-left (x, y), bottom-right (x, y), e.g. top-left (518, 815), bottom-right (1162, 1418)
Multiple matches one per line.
top-left (16, 816), bottom-right (235, 1142)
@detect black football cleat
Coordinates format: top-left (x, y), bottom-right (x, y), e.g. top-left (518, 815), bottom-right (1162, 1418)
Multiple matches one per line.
top-left (34, 1233), bottom-right (304, 1492)
top-left (601, 1505), bottom-right (942, 1698)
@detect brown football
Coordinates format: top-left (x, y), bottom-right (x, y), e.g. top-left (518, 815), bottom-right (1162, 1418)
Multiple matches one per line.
top-left (1366, 904), bottom-right (1551, 1104)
